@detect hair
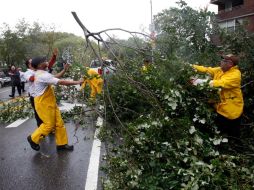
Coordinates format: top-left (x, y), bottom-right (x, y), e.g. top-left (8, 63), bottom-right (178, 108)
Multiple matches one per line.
top-left (25, 59), bottom-right (31, 68)
top-left (31, 56), bottom-right (47, 69)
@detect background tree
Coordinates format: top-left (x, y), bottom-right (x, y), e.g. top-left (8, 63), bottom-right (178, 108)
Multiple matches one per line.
top-left (0, 23), bottom-right (26, 67)
top-left (154, 0), bottom-right (219, 64)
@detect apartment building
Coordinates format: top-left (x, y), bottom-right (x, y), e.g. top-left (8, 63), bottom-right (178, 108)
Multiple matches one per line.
top-left (211, 0), bottom-right (254, 32)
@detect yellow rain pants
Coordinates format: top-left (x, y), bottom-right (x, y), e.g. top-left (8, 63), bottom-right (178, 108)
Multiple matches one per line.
top-left (31, 86), bottom-right (68, 145)
top-left (81, 69), bottom-right (103, 100)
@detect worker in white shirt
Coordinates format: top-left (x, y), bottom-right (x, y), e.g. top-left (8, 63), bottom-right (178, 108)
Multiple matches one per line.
top-left (24, 49), bottom-right (58, 127)
top-left (27, 56), bottom-right (83, 151)
top-left (24, 59), bottom-right (42, 127)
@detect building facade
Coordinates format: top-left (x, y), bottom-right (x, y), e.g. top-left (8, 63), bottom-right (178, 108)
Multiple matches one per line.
top-left (211, 0), bottom-right (254, 32)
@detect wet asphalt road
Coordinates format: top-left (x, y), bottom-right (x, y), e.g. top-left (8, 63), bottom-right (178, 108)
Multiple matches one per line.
top-left (0, 86), bottom-right (13, 102)
top-left (0, 95), bottom-right (105, 190)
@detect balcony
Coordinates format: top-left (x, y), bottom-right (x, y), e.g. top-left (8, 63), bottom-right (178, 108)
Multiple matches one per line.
top-left (210, 0), bottom-right (226, 5)
top-left (218, 4), bottom-right (243, 14)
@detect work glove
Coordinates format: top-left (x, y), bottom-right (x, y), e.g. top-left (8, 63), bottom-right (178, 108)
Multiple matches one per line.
top-left (190, 78), bottom-right (208, 86)
top-left (209, 80), bottom-right (214, 87)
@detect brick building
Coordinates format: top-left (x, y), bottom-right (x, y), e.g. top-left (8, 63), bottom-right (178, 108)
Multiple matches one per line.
top-left (211, 0), bottom-right (254, 32)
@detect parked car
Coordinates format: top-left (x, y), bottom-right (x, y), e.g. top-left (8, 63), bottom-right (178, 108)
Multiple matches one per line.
top-left (0, 71), bottom-right (11, 88)
top-left (89, 59), bottom-right (117, 76)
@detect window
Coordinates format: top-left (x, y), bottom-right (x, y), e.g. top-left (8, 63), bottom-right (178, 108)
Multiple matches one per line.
top-left (223, 0), bottom-right (243, 12)
top-left (225, 1), bottom-right (232, 12)
top-left (218, 18), bottom-right (244, 31)
top-left (232, 0), bottom-right (243, 7)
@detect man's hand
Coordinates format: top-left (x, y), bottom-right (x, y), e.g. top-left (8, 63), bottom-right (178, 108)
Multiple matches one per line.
top-left (79, 79), bottom-right (84, 85)
top-left (63, 63), bottom-right (70, 71)
top-left (53, 48), bottom-right (58, 56)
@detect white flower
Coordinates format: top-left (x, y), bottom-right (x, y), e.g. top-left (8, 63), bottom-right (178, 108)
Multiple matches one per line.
top-left (222, 138), bottom-right (228, 143)
top-left (189, 126), bottom-right (196, 134)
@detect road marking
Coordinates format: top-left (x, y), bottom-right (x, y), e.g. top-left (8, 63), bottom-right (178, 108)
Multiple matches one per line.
top-left (85, 126), bottom-right (101, 190)
top-left (59, 102), bottom-right (85, 112)
top-left (5, 117), bottom-right (29, 128)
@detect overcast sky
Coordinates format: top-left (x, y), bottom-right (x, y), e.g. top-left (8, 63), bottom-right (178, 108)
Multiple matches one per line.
top-left (0, 0), bottom-right (217, 39)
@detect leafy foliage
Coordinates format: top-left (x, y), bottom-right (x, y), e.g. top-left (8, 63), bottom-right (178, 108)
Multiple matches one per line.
top-left (102, 57), bottom-right (254, 189)
top-left (101, 2), bottom-right (254, 189)
top-left (0, 97), bottom-right (33, 123)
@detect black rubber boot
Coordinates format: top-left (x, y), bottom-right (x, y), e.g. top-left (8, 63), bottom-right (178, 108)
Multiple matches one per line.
top-left (27, 135), bottom-right (40, 151)
top-left (57, 144), bottom-right (74, 151)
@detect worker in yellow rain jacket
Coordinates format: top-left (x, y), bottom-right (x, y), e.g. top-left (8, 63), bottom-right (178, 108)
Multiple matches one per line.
top-left (141, 58), bottom-right (152, 73)
top-left (81, 68), bottom-right (103, 101)
top-left (27, 56), bottom-right (83, 151)
top-left (192, 54), bottom-right (243, 139)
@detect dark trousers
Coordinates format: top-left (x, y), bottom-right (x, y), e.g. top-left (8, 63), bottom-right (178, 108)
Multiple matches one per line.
top-left (29, 96), bottom-right (43, 127)
top-left (215, 114), bottom-right (241, 140)
top-left (11, 83), bottom-right (21, 96)
top-left (20, 82), bottom-right (25, 92)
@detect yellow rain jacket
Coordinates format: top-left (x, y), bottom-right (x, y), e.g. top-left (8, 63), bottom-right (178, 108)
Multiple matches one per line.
top-left (193, 65), bottom-right (244, 119)
top-left (81, 69), bottom-right (103, 99)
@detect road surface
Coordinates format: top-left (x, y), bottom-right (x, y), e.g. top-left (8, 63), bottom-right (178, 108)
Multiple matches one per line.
top-left (0, 90), bottom-right (105, 190)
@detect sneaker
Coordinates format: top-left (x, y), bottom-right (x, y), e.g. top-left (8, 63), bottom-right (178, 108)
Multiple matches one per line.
top-left (27, 135), bottom-right (40, 151)
top-left (57, 144), bottom-right (74, 151)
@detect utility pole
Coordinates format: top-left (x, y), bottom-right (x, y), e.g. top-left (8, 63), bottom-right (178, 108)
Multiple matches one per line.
top-left (150, 0), bottom-right (155, 63)
top-left (150, 0), bottom-right (153, 26)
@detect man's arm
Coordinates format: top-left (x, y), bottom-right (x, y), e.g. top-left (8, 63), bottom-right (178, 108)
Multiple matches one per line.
top-left (211, 71), bottom-right (241, 89)
top-left (58, 80), bottom-right (83, 86)
top-left (48, 48), bottom-right (58, 71)
top-left (54, 63), bottom-right (70, 78)
top-left (193, 65), bottom-right (219, 76)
